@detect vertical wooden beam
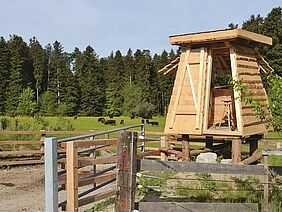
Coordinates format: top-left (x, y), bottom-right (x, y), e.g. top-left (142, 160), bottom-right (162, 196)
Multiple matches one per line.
top-left (160, 136), bottom-right (169, 161)
top-left (115, 131), bottom-right (137, 212)
top-left (195, 47), bottom-right (206, 130)
top-left (232, 138), bottom-right (242, 164)
top-left (203, 49), bottom-right (213, 131)
top-left (230, 47), bottom-right (243, 133)
top-left (66, 141), bottom-right (78, 212)
top-left (182, 134), bottom-right (190, 162)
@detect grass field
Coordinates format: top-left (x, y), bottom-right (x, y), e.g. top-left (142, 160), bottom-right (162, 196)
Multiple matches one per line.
top-left (0, 115), bottom-right (166, 132)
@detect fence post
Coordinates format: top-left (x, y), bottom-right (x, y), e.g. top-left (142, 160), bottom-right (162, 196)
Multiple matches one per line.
top-left (44, 137), bottom-right (58, 212)
top-left (66, 141), bottom-right (78, 212)
top-left (141, 124), bottom-right (145, 152)
top-left (160, 136), bottom-right (168, 161)
top-left (115, 131), bottom-right (137, 212)
top-left (263, 139), bottom-right (269, 212)
top-left (40, 130), bottom-right (46, 160)
top-left (232, 138), bottom-right (242, 164)
top-left (182, 134), bottom-right (190, 162)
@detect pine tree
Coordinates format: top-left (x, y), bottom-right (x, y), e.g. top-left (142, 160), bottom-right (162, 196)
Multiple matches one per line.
top-left (6, 35), bottom-right (30, 115)
top-left (29, 37), bottom-right (46, 101)
top-left (75, 46), bottom-right (105, 116)
top-left (0, 37), bottom-right (10, 114)
top-left (16, 87), bottom-right (37, 116)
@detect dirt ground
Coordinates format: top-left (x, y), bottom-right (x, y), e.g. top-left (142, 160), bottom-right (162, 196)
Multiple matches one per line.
top-left (0, 165), bottom-right (115, 212)
top-left (0, 165), bottom-right (45, 212)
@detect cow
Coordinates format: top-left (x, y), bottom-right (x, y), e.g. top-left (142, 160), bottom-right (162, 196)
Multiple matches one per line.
top-left (120, 119), bottom-right (124, 125)
top-left (98, 117), bottom-right (105, 123)
top-left (104, 120), bottom-right (116, 125)
top-left (141, 119), bottom-right (145, 124)
top-left (130, 114), bottom-right (135, 119)
top-left (150, 121), bottom-right (159, 126)
top-left (146, 119), bottom-right (150, 124)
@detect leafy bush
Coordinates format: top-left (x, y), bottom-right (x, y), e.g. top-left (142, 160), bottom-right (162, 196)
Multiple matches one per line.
top-left (266, 74), bottom-right (282, 131)
top-left (16, 88), bottom-right (38, 116)
top-left (51, 117), bottom-right (74, 131)
top-left (0, 117), bottom-right (10, 130)
top-left (134, 102), bottom-right (155, 119)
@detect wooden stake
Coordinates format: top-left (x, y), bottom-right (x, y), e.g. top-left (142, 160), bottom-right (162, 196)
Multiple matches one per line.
top-left (263, 139), bottom-right (269, 212)
top-left (66, 141), bottom-right (78, 212)
top-left (115, 131), bottom-right (137, 212)
top-left (160, 136), bottom-right (169, 161)
top-left (182, 134), bottom-right (190, 162)
top-left (232, 138), bottom-right (241, 164)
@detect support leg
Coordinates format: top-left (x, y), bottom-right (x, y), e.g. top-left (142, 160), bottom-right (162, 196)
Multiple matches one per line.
top-left (232, 138), bottom-right (242, 164)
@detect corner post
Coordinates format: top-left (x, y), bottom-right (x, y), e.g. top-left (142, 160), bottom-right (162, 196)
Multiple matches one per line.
top-left (232, 138), bottom-right (242, 164)
top-left (44, 137), bottom-right (58, 212)
top-left (115, 131), bottom-right (137, 212)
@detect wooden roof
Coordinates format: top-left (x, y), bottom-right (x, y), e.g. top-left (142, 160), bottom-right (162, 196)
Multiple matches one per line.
top-left (170, 29), bottom-right (272, 46)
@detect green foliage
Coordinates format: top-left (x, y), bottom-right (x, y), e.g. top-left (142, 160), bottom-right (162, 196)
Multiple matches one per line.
top-left (0, 117), bottom-right (10, 130)
top-left (230, 79), bottom-right (267, 121)
top-left (38, 91), bottom-right (57, 116)
top-left (16, 88), bottom-right (37, 116)
top-left (266, 74), bottom-right (282, 131)
top-left (86, 197), bottom-right (115, 212)
top-left (122, 82), bottom-right (142, 116)
top-left (51, 116), bottom-right (74, 131)
top-left (33, 115), bottom-right (49, 130)
top-left (105, 89), bottom-right (122, 117)
top-left (134, 102), bottom-right (155, 119)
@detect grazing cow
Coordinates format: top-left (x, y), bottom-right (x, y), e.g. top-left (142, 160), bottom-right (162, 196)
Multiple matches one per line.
top-left (130, 114), bottom-right (135, 119)
top-left (109, 114), bottom-right (113, 119)
top-left (104, 120), bottom-right (116, 125)
top-left (150, 121), bottom-right (159, 126)
top-left (98, 117), bottom-right (105, 123)
top-left (120, 119), bottom-right (124, 125)
top-left (141, 119), bottom-right (145, 124)
top-left (146, 119), bottom-right (150, 124)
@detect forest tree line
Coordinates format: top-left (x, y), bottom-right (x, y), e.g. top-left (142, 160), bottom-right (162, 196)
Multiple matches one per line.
top-left (0, 7), bottom-right (281, 129)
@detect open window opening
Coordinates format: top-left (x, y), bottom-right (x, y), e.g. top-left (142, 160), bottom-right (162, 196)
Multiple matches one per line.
top-left (206, 48), bottom-right (237, 131)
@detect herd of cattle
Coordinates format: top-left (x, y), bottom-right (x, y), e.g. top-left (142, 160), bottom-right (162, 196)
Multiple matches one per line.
top-left (97, 117), bottom-right (159, 126)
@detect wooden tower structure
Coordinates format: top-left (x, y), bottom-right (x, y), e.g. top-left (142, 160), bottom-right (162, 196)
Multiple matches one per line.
top-left (159, 29), bottom-right (273, 138)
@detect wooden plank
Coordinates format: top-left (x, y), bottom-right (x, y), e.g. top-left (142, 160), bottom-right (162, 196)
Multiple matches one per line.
top-left (139, 202), bottom-right (259, 212)
top-left (71, 139), bottom-right (118, 148)
top-left (169, 28), bottom-right (272, 45)
top-left (230, 47), bottom-right (243, 132)
top-left (66, 141), bottom-right (78, 212)
top-left (182, 135), bottom-right (190, 162)
top-left (78, 190), bottom-right (115, 207)
top-left (0, 159), bottom-right (44, 166)
top-left (138, 150), bottom-right (160, 159)
top-left (203, 49), bottom-right (213, 131)
top-left (0, 140), bottom-right (42, 145)
top-left (195, 47), bottom-right (205, 130)
top-left (0, 130), bottom-right (94, 135)
top-left (139, 159), bottom-right (264, 175)
top-left (77, 156), bottom-right (117, 167)
top-left (169, 49), bottom-right (190, 129)
top-left (78, 173), bottom-right (116, 187)
top-left (0, 149), bottom-right (65, 156)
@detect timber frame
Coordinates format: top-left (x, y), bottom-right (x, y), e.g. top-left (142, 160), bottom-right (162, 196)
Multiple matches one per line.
top-left (159, 28), bottom-right (273, 138)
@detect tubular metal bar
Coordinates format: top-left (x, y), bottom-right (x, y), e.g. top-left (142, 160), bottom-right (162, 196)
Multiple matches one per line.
top-left (81, 165), bottom-right (116, 180)
top-left (77, 144), bottom-right (111, 154)
top-left (58, 178), bottom-right (116, 208)
top-left (58, 124), bottom-right (143, 143)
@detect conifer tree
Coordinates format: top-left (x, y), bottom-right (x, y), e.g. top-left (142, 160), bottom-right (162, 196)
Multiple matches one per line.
top-left (75, 46), bottom-right (105, 116)
top-left (6, 35), bottom-right (30, 115)
top-left (0, 37), bottom-right (10, 114)
top-left (29, 37), bottom-right (46, 101)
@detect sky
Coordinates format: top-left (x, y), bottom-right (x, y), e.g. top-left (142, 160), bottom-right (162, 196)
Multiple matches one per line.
top-left (0, 0), bottom-right (281, 57)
